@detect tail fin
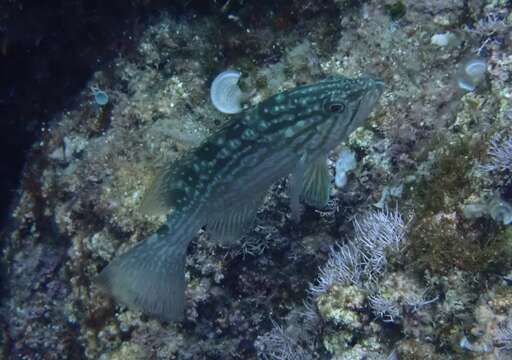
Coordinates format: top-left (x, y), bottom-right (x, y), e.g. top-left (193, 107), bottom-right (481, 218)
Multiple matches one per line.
top-left (95, 231), bottom-right (189, 321)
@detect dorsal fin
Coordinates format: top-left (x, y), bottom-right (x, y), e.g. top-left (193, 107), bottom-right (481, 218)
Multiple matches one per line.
top-left (321, 74), bottom-right (347, 82)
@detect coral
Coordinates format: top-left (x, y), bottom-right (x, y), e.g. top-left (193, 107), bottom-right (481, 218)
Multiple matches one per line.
top-left (369, 271), bottom-right (438, 334)
top-left (464, 11), bottom-right (510, 55)
top-left (309, 243), bottom-right (361, 296)
top-left (255, 320), bottom-right (312, 360)
top-left (310, 208), bottom-right (407, 297)
top-left (481, 134), bottom-right (512, 174)
top-left (352, 208), bottom-right (407, 279)
top-left (496, 317), bottom-right (512, 357)
top-left (306, 209), bottom-right (410, 356)
top-left (368, 293), bottom-right (400, 323)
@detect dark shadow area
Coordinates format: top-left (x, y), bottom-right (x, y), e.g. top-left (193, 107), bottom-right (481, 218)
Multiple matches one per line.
top-left (0, 0), bottom-right (218, 226)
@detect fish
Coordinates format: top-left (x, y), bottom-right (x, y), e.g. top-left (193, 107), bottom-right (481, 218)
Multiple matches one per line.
top-left (95, 75), bottom-right (385, 321)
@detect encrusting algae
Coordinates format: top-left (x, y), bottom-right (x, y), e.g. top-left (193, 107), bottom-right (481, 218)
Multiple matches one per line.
top-left (96, 75), bottom-right (384, 321)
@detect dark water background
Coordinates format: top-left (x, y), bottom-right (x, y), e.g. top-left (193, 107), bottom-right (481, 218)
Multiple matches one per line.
top-left (0, 0), bottom-right (222, 225)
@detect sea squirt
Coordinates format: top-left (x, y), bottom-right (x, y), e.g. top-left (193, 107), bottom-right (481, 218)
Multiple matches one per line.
top-left (210, 70), bottom-right (244, 114)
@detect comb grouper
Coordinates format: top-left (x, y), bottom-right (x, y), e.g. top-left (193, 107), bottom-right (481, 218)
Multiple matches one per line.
top-left (96, 75), bottom-right (385, 321)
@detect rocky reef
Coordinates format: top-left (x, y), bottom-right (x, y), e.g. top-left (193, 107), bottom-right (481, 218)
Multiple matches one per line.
top-left (1, 1), bottom-right (512, 359)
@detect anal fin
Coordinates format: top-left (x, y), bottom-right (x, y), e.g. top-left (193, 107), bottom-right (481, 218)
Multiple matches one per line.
top-left (207, 199), bottom-right (261, 245)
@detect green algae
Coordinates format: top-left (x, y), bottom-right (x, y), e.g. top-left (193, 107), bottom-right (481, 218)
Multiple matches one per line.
top-left (406, 136), bottom-right (512, 275)
top-left (408, 215), bottom-right (512, 275)
top-left (411, 136), bottom-right (479, 217)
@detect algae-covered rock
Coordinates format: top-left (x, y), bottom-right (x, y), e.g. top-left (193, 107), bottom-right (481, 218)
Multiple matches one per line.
top-left (396, 339), bottom-right (440, 360)
top-left (325, 339), bottom-right (383, 360)
top-left (316, 284), bottom-right (367, 329)
top-left (3, 0), bottom-right (512, 359)
top-left (100, 343), bottom-right (145, 360)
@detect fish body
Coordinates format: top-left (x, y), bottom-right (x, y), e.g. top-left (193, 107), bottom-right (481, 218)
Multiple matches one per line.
top-left (96, 75), bottom-right (384, 320)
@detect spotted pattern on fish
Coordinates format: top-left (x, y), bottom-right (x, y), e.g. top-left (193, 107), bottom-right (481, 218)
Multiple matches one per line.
top-left (96, 75), bottom-right (385, 321)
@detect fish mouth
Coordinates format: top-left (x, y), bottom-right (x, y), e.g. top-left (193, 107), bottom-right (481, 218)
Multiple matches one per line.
top-left (349, 78), bottom-right (385, 131)
top-left (364, 78), bottom-right (385, 109)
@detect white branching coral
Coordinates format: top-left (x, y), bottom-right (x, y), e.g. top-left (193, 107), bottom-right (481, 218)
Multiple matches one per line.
top-left (465, 12), bottom-right (508, 38)
top-left (368, 285), bottom-right (439, 324)
top-left (308, 243), bottom-right (362, 296)
top-left (255, 320), bottom-right (312, 360)
top-left (368, 294), bottom-right (401, 323)
top-left (481, 134), bottom-right (512, 173)
top-left (464, 11), bottom-right (509, 55)
top-left (353, 208), bottom-right (407, 280)
top-left (496, 318), bottom-right (512, 358)
top-left (309, 208), bottom-right (407, 297)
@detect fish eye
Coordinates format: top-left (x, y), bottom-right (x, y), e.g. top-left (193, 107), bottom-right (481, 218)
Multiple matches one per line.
top-left (327, 102), bottom-right (345, 113)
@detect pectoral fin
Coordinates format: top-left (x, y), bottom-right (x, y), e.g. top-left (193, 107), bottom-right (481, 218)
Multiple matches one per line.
top-left (301, 157), bottom-right (331, 209)
top-left (289, 156), bottom-right (306, 222)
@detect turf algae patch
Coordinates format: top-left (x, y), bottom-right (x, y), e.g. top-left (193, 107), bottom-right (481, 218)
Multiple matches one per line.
top-left (408, 213), bottom-right (512, 275)
top-left (411, 137), bottom-right (480, 217)
top-left (406, 136), bottom-right (512, 275)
